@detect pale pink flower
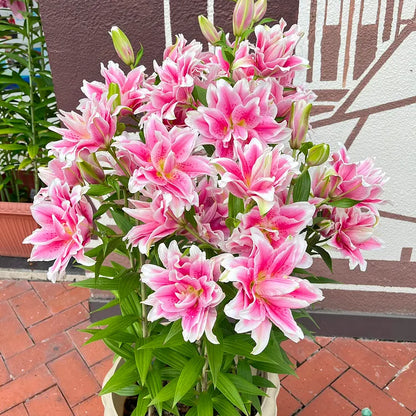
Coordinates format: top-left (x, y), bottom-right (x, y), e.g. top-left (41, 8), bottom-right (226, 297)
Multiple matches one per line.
top-left (186, 78), bottom-right (290, 158)
top-left (319, 206), bottom-right (383, 271)
top-left (38, 159), bottom-right (82, 188)
top-left (227, 202), bottom-right (315, 257)
top-left (254, 20), bottom-right (308, 82)
top-left (215, 139), bottom-right (297, 214)
top-left (23, 180), bottom-right (93, 282)
top-left (82, 61), bottom-right (150, 114)
top-left (128, 116), bottom-right (212, 217)
top-left (48, 95), bottom-right (118, 162)
top-left (138, 35), bottom-right (215, 124)
top-left (221, 231), bottom-right (323, 353)
top-left (193, 177), bottom-right (229, 246)
top-left (123, 191), bottom-right (179, 254)
top-left (141, 242), bottom-right (225, 343)
top-left (311, 146), bottom-right (387, 204)
top-left (0, 0), bottom-right (25, 18)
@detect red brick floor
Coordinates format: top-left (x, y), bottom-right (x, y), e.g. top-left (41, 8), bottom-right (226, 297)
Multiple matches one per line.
top-left (1, 279), bottom-right (416, 415)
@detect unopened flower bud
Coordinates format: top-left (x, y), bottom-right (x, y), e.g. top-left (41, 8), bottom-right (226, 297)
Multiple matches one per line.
top-left (233, 0), bottom-right (255, 37)
top-left (109, 26), bottom-right (135, 67)
top-left (253, 0), bottom-right (267, 23)
top-left (289, 100), bottom-right (312, 149)
top-left (78, 152), bottom-right (105, 185)
top-left (198, 15), bottom-right (221, 44)
top-left (306, 144), bottom-right (330, 167)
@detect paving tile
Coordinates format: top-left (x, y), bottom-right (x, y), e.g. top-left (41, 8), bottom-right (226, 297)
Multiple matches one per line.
top-left (29, 304), bottom-right (89, 343)
top-left (45, 286), bottom-right (90, 314)
top-left (91, 355), bottom-right (114, 386)
top-left (9, 290), bottom-right (51, 328)
top-left (0, 356), bottom-right (10, 386)
top-left (0, 301), bottom-right (14, 321)
top-left (0, 365), bottom-right (55, 413)
top-left (48, 350), bottom-right (100, 407)
top-left (282, 349), bottom-right (348, 405)
top-left (358, 339), bottom-right (416, 369)
top-left (385, 360), bottom-right (416, 411)
top-left (327, 338), bottom-right (397, 388)
top-left (67, 322), bottom-right (111, 367)
top-left (0, 280), bottom-right (31, 301)
top-left (333, 369), bottom-right (411, 416)
top-left (296, 387), bottom-right (357, 415)
top-left (315, 336), bottom-right (333, 347)
top-left (1, 404), bottom-right (29, 416)
top-left (73, 394), bottom-right (104, 416)
top-left (0, 313), bottom-right (33, 358)
top-left (24, 385), bottom-right (73, 416)
top-left (276, 386), bottom-right (303, 416)
top-left (30, 281), bottom-right (67, 303)
top-left (281, 337), bottom-right (320, 364)
top-left (6, 333), bottom-right (73, 378)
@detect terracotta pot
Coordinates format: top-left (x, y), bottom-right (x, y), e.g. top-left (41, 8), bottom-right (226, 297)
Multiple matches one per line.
top-left (102, 358), bottom-right (280, 416)
top-left (0, 202), bottom-right (37, 257)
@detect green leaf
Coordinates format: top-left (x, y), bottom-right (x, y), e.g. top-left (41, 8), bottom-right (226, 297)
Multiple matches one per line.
top-left (134, 44), bottom-right (144, 67)
top-left (328, 198), bottom-right (360, 208)
top-left (135, 346), bottom-right (153, 385)
top-left (228, 193), bottom-right (244, 219)
top-left (184, 206), bottom-right (197, 229)
top-left (216, 372), bottom-right (247, 414)
top-left (212, 396), bottom-right (241, 416)
top-left (164, 320), bottom-right (183, 344)
top-left (103, 339), bottom-right (134, 360)
top-left (27, 144), bottom-right (39, 159)
top-left (192, 85), bottom-right (208, 106)
top-left (111, 208), bottom-right (134, 233)
top-left (252, 375), bottom-right (276, 389)
top-left (150, 378), bottom-right (178, 406)
top-left (154, 348), bottom-right (188, 371)
top-left (131, 392), bottom-right (151, 416)
top-left (100, 360), bottom-right (138, 395)
top-left (206, 340), bottom-right (223, 387)
top-left (293, 170), bottom-right (311, 202)
top-left (86, 315), bottom-right (138, 344)
top-left (174, 356), bottom-right (205, 405)
top-left (313, 245), bottom-right (333, 272)
top-left (147, 367), bottom-right (163, 415)
top-left (86, 184), bottom-right (113, 196)
top-left (118, 271), bottom-right (141, 299)
top-left (197, 392), bottom-right (213, 416)
top-left (0, 143), bottom-right (26, 150)
top-left (225, 374), bottom-right (267, 397)
top-left (71, 277), bottom-right (119, 291)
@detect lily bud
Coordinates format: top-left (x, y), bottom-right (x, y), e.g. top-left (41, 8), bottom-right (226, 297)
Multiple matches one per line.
top-left (109, 26), bottom-right (135, 67)
top-left (198, 15), bottom-right (221, 44)
top-left (306, 144), bottom-right (330, 167)
top-left (289, 100), bottom-right (312, 150)
top-left (78, 152), bottom-right (105, 185)
top-left (233, 0), bottom-right (255, 37)
top-left (253, 0), bottom-right (267, 23)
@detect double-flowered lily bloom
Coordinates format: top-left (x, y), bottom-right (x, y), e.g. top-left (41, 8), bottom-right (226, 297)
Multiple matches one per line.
top-left (141, 242), bottom-right (225, 343)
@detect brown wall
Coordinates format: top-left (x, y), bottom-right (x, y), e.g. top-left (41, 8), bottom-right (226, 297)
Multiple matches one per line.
top-left (39, 0), bottom-right (299, 111)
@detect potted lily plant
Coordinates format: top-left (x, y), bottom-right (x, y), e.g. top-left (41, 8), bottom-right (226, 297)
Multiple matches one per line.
top-left (0, 0), bottom-right (59, 257)
top-left (24, 0), bottom-right (386, 414)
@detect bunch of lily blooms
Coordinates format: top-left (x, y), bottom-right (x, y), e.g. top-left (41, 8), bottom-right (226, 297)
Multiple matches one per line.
top-left (24, 0), bottom-right (386, 354)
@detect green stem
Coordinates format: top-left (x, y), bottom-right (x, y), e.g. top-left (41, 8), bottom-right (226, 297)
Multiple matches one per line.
top-left (24, 0), bottom-right (39, 195)
top-left (108, 147), bottom-right (130, 177)
top-left (201, 341), bottom-right (208, 392)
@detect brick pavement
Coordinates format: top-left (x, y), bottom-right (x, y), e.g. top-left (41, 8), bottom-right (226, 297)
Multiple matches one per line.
top-left (0, 279), bottom-right (415, 415)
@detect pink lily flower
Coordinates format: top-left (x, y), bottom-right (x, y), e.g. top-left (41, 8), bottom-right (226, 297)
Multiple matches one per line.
top-left (0, 0), bottom-right (25, 18)
top-left (311, 146), bottom-right (387, 204)
top-left (215, 139), bottom-right (297, 214)
top-left (38, 159), bottom-right (83, 188)
top-left (82, 61), bottom-right (151, 114)
top-left (48, 94), bottom-right (118, 162)
top-left (186, 78), bottom-right (290, 158)
top-left (128, 116), bottom-right (212, 217)
top-left (123, 191), bottom-right (179, 254)
top-left (319, 206), bottom-right (383, 271)
top-left (141, 242), bottom-right (225, 343)
top-left (226, 202), bottom-right (316, 257)
top-left (254, 20), bottom-right (308, 81)
top-left (221, 230), bottom-right (323, 353)
top-left (23, 180), bottom-right (93, 282)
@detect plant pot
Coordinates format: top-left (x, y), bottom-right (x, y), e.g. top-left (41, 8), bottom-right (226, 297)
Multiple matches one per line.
top-left (0, 202), bottom-right (37, 257)
top-left (102, 358), bottom-right (281, 416)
